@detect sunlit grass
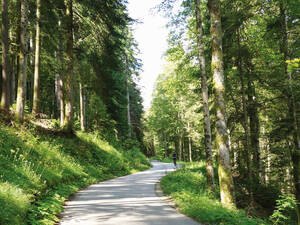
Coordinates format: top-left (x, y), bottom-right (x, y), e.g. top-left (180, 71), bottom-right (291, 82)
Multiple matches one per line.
top-left (0, 123), bottom-right (150, 225)
top-left (160, 162), bottom-right (268, 225)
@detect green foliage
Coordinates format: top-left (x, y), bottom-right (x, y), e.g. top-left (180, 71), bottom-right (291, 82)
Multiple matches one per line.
top-left (0, 122), bottom-right (150, 225)
top-left (86, 94), bottom-right (116, 134)
top-left (160, 162), bottom-right (268, 225)
top-left (287, 59), bottom-right (300, 73)
top-left (269, 194), bottom-right (298, 225)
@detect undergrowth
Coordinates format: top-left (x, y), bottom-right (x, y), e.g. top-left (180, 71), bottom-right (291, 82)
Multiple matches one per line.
top-left (160, 162), bottom-right (269, 225)
top-left (0, 122), bottom-right (150, 225)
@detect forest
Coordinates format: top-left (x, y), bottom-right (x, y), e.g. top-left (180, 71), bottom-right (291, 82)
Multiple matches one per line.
top-left (144, 0), bottom-right (300, 224)
top-left (0, 0), bottom-right (149, 224)
top-left (0, 0), bottom-right (299, 224)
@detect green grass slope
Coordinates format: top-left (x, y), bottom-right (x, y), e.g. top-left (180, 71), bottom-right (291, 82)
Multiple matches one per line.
top-left (0, 122), bottom-right (150, 225)
top-left (160, 162), bottom-right (268, 225)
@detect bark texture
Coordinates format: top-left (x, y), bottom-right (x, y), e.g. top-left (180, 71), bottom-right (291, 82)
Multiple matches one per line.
top-left (208, 0), bottom-right (235, 208)
top-left (79, 83), bottom-right (86, 131)
top-left (1, 0), bottom-right (10, 109)
top-left (63, 0), bottom-right (73, 132)
top-left (194, 0), bottom-right (215, 193)
top-left (57, 19), bottom-right (64, 127)
top-left (126, 75), bottom-right (131, 137)
top-left (188, 122), bottom-right (192, 162)
top-left (16, 0), bottom-right (29, 122)
top-left (32, 0), bottom-right (41, 115)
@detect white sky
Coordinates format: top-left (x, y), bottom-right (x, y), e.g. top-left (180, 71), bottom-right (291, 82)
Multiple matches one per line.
top-left (127, 0), bottom-right (169, 110)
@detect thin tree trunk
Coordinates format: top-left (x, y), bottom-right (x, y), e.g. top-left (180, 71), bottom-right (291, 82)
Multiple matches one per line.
top-left (247, 79), bottom-right (261, 181)
top-left (208, 0), bottom-right (235, 208)
top-left (57, 19), bottom-right (64, 127)
top-left (189, 137), bottom-right (192, 162)
top-left (179, 134), bottom-right (182, 161)
top-left (182, 136), bottom-right (185, 161)
top-left (55, 73), bottom-right (60, 116)
top-left (126, 74), bottom-right (131, 137)
top-left (188, 122), bottom-right (192, 162)
top-left (63, 0), bottom-right (73, 132)
top-left (32, 0), bottom-right (41, 115)
top-left (266, 141), bottom-right (271, 185)
top-left (10, 56), bottom-right (15, 105)
top-left (195, 0), bottom-right (215, 193)
top-left (237, 29), bottom-right (253, 204)
top-left (16, 0), bottom-right (28, 122)
top-left (79, 83), bottom-right (86, 131)
top-left (1, 0), bottom-right (10, 110)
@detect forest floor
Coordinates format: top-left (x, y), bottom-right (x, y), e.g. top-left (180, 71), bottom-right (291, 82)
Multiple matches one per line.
top-left (60, 161), bottom-right (200, 225)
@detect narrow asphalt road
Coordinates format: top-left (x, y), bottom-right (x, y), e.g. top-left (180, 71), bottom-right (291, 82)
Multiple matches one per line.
top-left (59, 161), bottom-right (200, 225)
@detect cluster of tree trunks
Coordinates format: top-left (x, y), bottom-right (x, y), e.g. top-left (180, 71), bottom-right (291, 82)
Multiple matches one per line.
top-left (0, 0), bottom-right (87, 133)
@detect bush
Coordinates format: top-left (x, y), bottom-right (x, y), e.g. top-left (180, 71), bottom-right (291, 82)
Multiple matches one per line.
top-left (269, 194), bottom-right (297, 225)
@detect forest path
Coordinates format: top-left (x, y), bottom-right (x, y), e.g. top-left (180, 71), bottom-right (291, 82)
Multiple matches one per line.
top-left (59, 161), bottom-right (200, 225)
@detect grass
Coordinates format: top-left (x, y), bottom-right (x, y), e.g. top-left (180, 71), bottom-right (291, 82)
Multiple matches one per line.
top-left (0, 121), bottom-right (151, 225)
top-left (160, 162), bottom-right (269, 225)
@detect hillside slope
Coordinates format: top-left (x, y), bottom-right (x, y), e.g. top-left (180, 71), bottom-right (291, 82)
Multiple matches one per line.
top-left (0, 121), bottom-right (150, 225)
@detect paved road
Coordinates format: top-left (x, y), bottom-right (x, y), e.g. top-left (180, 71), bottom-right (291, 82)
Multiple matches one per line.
top-left (59, 161), bottom-right (200, 225)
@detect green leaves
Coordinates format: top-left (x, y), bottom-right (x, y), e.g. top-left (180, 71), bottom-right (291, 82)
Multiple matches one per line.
top-left (270, 194), bottom-right (297, 225)
top-left (286, 59), bottom-right (300, 73)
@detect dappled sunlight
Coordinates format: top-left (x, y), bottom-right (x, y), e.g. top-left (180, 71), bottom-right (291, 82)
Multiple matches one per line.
top-left (60, 162), bottom-right (198, 225)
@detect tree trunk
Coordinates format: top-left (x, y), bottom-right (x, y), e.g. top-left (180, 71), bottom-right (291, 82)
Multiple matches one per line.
top-left (16, 0), bottom-right (28, 122)
top-left (55, 73), bottom-right (60, 116)
top-left (194, 0), bottom-right (215, 192)
top-left (57, 19), bottom-right (64, 127)
top-left (126, 74), bottom-right (131, 137)
top-left (237, 29), bottom-right (253, 204)
top-left (188, 122), bottom-right (193, 162)
top-left (178, 134), bottom-right (182, 161)
top-left (79, 83), bottom-right (86, 131)
top-left (63, 0), bottom-right (73, 132)
top-left (208, 0), bottom-right (235, 208)
top-left (10, 56), bottom-right (15, 105)
top-left (182, 136), bottom-right (185, 161)
top-left (188, 137), bottom-right (192, 162)
top-left (247, 79), bottom-right (261, 181)
top-left (32, 0), bottom-right (41, 115)
top-left (1, 0), bottom-right (10, 110)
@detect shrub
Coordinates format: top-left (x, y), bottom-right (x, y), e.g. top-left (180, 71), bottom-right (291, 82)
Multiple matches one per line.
top-left (269, 194), bottom-right (297, 225)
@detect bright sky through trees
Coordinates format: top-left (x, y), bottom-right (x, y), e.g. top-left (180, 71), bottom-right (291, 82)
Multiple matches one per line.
top-left (127, 0), bottom-right (168, 110)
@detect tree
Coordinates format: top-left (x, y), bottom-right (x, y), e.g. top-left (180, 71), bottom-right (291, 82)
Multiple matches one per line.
top-left (194, 0), bottom-right (215, 193)
top-left (208, 0), bottom-right (235, 208)
top-left (63, 0), bottom-right (73, 132)
top-left (16, 0), bottom-right (29, 122)
top-left (1, 0), bottom-right (10, 110)
top-left (32, 0), bottom-right (41, 115)
top-left (79, 83), bottom-right (86, 131)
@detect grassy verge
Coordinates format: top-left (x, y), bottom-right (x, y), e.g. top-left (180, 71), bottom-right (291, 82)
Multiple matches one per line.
top-left (0, 122), bottom-right (150, 225)
top-left (160, 162), bottom-right (268, 225)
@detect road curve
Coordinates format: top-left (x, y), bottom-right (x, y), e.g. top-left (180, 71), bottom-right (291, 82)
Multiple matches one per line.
top-left (59, 161), bottom-right (200, 225)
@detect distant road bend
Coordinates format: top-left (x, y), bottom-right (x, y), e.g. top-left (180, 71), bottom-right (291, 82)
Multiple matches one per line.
top-left (60, 161), bottom-right (200, 225)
